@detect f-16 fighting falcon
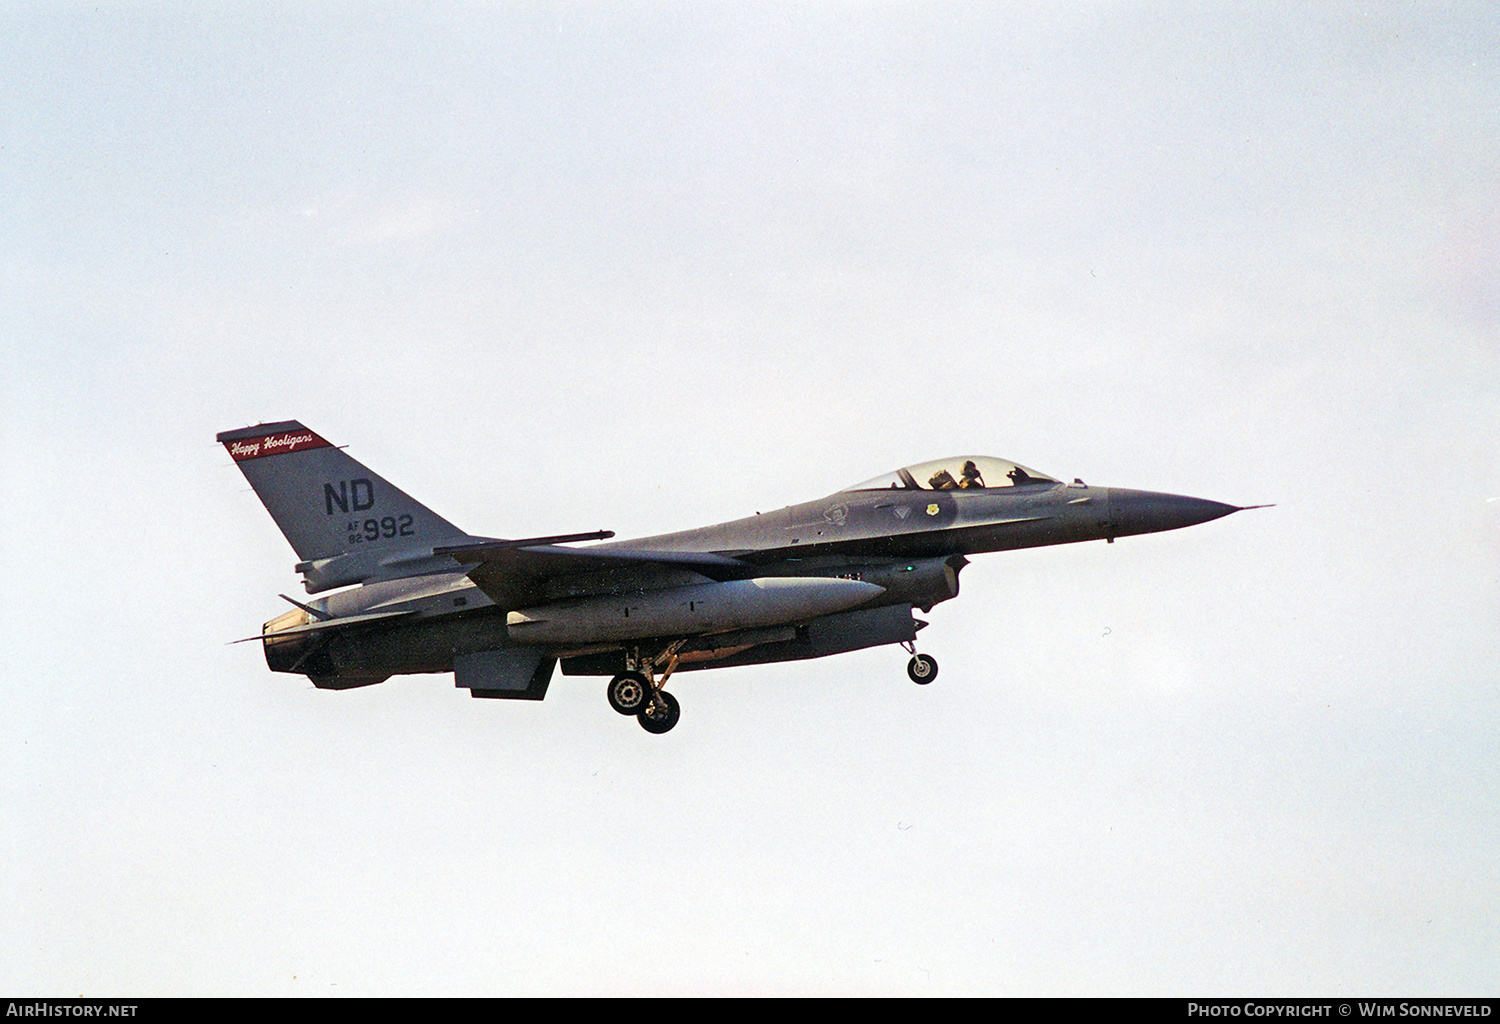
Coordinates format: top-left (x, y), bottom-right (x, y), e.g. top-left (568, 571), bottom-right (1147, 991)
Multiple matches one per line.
top-left (219, 421), bottom-right (1262, 733)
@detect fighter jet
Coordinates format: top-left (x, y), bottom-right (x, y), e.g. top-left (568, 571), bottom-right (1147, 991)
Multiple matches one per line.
top-left (219, 421), bottom-right (1260, 733)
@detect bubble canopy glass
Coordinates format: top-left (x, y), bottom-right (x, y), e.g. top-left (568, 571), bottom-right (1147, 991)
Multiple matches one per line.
top-left (841, 456), bottom-right (1060, 492)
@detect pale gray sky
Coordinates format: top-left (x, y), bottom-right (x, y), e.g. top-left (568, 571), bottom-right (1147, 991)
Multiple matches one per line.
top-left (3, 2), bottom-right (1497, 995)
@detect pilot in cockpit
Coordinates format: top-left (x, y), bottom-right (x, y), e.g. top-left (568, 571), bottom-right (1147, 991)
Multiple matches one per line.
top-left (959, 460), bottom-right (986, 489)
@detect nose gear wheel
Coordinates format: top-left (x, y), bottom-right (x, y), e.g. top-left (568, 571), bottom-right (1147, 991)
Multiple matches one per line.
top-left (899, 639), bottom-right (938, 684)
top-left (906, 653), bottom-right (938, 684)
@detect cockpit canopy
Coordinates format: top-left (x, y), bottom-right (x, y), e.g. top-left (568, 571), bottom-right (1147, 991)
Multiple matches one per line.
top-left (841, 456), bottom-right (1059, 493)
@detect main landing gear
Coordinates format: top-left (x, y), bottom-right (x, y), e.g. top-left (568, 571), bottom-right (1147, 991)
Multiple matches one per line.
top-left (607, 642), bottom-right (686, 734)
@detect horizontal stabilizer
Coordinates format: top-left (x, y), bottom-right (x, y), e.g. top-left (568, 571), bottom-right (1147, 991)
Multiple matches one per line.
top-left (231, 608), bottom-right (416, 645)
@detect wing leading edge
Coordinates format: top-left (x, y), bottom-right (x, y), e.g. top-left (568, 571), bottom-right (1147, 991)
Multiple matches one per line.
top-left (433, 539), bottom-right (750, 608)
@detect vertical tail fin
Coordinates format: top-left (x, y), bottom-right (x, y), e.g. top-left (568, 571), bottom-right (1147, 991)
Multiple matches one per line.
top-left (218, 421), bottom-right (473, 592)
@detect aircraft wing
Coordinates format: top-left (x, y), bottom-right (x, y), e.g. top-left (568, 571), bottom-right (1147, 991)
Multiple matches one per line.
top-left (433, 539), bottom-right (750, 608)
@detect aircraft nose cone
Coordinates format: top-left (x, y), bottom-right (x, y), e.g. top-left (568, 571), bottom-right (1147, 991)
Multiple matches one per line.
top-left (1106, 488), bottom-right (1242, 537)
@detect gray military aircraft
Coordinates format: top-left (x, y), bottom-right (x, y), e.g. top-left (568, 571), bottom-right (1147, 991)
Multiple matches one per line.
top-left (220, 420), bottom-right (1260, 733)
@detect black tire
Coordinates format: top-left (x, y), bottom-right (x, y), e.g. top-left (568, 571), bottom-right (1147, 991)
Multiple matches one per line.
top-left (907, 654), bottom-right (938, 685)
top-left (607, 671), bottom-right (650, 715)
top-left (638, 690), bottom-right (681, 734)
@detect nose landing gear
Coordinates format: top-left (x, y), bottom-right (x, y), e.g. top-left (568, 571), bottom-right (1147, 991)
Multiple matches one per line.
top-left (900, 640), bottom-right (938, 684)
